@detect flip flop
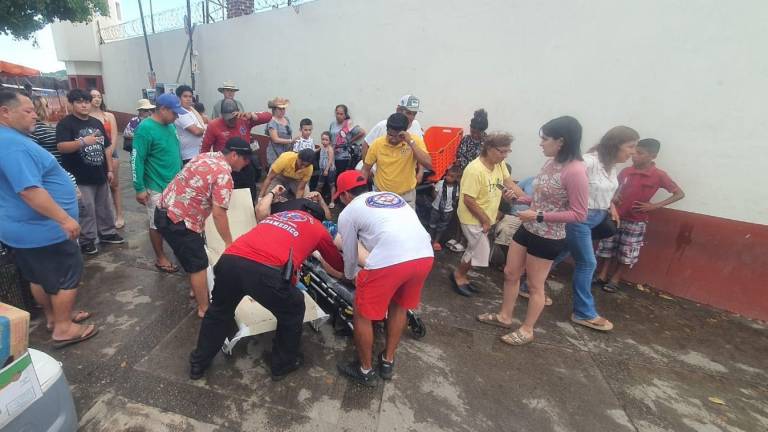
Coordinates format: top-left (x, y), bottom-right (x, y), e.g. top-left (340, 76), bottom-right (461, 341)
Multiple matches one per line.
top-left (602, 282), bottom-right (619, 293)
top-left (477, 312), bottom-right (514, 329)
top-left (46, 310), bottom-right (93, 332)
top-left (53, 325), bottom-right (99, 349)
top-left (155, 262), bottom-right (180, 273)
top-left (571, 314), bottom-right (614, 332)
top-left (72, 310), bottom-right (92, 323)
top-left (500, 329), bottom-right (534, 346)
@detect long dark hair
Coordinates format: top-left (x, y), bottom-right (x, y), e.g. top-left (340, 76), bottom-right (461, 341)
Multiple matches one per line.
top-left (589, 126), bottom-right (639, 167)
top-left (87, 88), bottom-right (107, 111)
top-left (335, 104), bottom-right (350, 120)
top-left (540, 116), bottom-right (583, 163)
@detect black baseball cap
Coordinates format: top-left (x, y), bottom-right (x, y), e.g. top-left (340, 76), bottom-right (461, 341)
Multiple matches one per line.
top-left (224, 137), bottom-right (253, 156)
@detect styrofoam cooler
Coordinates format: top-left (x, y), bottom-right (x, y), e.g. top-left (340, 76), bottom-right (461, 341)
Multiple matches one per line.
top-left (3, 348), bottom-right (78, 432)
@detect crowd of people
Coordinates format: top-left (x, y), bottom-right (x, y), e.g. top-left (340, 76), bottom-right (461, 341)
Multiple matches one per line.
top-left (0, 82), bottom-right (684, 385)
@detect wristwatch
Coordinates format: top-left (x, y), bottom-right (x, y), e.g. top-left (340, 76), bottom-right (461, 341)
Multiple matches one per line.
top-left (536, 210), bottom-right (544, 223)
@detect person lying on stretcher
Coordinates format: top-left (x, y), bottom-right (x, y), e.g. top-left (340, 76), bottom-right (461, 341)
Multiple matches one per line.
top-left (255, 185), bottom-right (369, 279)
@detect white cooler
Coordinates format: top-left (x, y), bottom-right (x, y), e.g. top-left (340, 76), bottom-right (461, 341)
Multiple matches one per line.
top-left (2, 348), bottom-right (78, 432)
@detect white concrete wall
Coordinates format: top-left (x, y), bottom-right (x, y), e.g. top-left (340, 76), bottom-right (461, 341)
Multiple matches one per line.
top-left (64, 61), bottom-right (102, 76)
top-left (98, 0), bottom-right (768, 224)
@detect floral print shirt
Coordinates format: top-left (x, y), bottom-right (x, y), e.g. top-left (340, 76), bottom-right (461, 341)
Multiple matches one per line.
top-left (523, 159), bottom-right (588, 240)
top-left (161, 152), bottom-right (233, 233)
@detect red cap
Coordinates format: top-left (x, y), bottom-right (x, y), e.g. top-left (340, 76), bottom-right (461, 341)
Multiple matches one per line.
top-left (333, 170), bottom-right (368, 201)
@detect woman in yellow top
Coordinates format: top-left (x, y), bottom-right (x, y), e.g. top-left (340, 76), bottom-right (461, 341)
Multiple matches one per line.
top-left (451, 133), bottom-right (523, 297)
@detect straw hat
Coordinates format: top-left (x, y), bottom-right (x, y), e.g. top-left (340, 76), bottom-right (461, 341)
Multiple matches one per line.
top-left (267, 97), bottom-right (290, 109)
top-left (136, 98), bottom-right (155, 110)
top-left (218, 80), bottom-right (239, 92)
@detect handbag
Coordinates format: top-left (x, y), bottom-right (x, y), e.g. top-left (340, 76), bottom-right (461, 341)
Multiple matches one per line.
top-left (591, 214), bottom-right (618, 240)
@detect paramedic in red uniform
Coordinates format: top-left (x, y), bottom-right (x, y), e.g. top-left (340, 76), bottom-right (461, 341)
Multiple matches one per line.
top-left (334, 170), bottom-right (434, 386)
top-left (188, 194), bottom-right (343, 381)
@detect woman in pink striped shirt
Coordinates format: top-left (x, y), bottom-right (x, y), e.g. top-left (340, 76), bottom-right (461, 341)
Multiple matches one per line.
top-left (477, 116), bottom-right (588, 345)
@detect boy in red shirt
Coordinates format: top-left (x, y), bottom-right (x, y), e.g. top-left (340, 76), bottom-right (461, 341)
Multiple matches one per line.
top-left (595, 138), bottom-right (685, 292)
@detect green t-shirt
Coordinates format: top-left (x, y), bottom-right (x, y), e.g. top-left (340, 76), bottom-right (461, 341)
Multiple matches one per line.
top-left (131, 117), bottom-right (182, 193)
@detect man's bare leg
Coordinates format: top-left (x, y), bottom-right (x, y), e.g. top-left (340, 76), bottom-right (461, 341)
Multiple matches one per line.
top-left (30, 283), bottom-right (54, 329)
top-left (150, 229), bottom-right (173, 267)
top-left (189, 270), bottom-right (209, 318)
top-left (353, 313), bottom-right (374, 369)
top-left (50, 289), bottom-right (93, 340)
top-left (383, 302), bottom-right (408, 363)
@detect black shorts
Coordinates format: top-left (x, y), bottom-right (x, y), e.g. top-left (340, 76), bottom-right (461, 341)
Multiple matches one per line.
top-left (154, 208), bottom-right (208, 273)
top-left (12, 240), bottom-right (83, 294)
top-left (512, 225), bottom-right (566, 261)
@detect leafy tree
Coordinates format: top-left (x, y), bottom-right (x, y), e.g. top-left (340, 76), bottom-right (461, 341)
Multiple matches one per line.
top-left (0, 0), bottom-right (109, 41)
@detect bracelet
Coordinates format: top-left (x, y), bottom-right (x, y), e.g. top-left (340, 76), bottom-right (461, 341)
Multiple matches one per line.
top-left (267, 191), bottom-right (275, 197)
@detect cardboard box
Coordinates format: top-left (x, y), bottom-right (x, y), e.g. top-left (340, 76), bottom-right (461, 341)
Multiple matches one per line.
top-left (0, 351), bottom-right (42, 429)
top-left (0, 303), bottom-right (30, 368)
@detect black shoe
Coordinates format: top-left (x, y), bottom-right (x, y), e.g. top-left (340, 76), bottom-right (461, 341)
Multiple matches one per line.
top-left (270, 353), bottom-right (305, 382)
top-left (337, 360), bottom-right (379, 387)
top-left (377, 351), bottom-right (394, 381)
top-left (99, 233), bottom-right (125, 244)
top-left (189, 363), bottom-right (207, 380)
top-left (449, 274), bottom-right (473, 297)
top-left (81, 242), bottom-right (98, 255)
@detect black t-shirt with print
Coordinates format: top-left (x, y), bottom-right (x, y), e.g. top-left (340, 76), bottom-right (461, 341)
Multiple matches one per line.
top-left (56, 115), bottom-right (112, 185)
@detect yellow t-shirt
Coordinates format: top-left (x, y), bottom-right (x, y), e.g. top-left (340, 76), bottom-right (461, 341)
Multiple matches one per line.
top-left (271, 151), bottom-right (313, 181)
top-left (364, 135), bottom-right (428, 195)
top-left (457, 158), bottom-right (510, 225)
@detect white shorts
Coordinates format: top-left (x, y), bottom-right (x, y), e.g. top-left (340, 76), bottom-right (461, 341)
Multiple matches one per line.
top-left (494, 214), bottom-right (523, 246)
top-left (461, 224), bottom-right (490, 267)
top-left (146, 189), bottom-right (162, 230)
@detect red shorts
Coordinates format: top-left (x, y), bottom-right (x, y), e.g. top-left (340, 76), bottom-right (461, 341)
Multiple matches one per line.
top-left (355, 257), bottom-right (434, 320)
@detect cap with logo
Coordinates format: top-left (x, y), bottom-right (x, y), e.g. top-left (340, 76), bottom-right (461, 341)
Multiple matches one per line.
top-left (398, 94), bottom-right (421, 113)
top-left (220, 99), bottom-right (240, 121)
top-left (333, 170), bottom-right (369, 200)
top-left (155, 93), bottom-right (188, 115)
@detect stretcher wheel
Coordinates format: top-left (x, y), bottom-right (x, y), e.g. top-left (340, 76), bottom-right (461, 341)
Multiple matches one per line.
top-left (409, 316), bottom-right (427, 339)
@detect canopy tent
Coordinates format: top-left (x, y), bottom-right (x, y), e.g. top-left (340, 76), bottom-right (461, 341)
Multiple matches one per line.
top-left (0, 61), bottom-right (41, 77)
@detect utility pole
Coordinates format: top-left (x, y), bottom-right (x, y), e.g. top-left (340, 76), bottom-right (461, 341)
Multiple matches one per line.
top-left (138, 0), bottom-right (155, 88)
top-left (149, 0), bottom-right (156, 33)
top-left (186, 0), bottom-right (195, 90)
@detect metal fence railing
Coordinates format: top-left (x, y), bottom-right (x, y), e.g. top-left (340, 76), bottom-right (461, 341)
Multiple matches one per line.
top-left (99, 0), bottom-right (309, 43)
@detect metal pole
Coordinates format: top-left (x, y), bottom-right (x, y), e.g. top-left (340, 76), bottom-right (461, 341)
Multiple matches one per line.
top-left (138, 0), bottom-right (155, 73)
top-left (149, 0), bottom-right (156, 33)
top-left (187, 0), bottom-right (195, 90)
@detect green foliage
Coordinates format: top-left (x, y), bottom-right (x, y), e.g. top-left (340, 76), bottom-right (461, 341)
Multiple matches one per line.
top-left (0, 0), bottom-right (109, 41)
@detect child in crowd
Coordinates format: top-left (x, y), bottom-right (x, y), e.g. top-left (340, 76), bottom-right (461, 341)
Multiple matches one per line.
top-left (194, 102), bottom-right (209, 124)
top-left (595, 138), bottom-right (685, 292)
top-left (316, 131), bottom-right (336, 208)
top-left (429, 166), bottom-right (460, 251)
top-left (294, 118), bottom-right (315, 152)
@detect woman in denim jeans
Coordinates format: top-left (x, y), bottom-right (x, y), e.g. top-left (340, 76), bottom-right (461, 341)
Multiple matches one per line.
top-left (564, 126), bottom-right (639, 332)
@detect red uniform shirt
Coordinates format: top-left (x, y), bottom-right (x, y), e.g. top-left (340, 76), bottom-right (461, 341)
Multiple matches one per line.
top-left (224, 210), bottom-right (344, 280)
top-left (616, 163), bottom-right (680, 222)
top-left (201, 113), bottom-right (272, 153)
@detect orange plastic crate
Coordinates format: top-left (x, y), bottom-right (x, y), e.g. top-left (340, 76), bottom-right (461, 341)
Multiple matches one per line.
top-left (423, 126), bottom-right (463, 182)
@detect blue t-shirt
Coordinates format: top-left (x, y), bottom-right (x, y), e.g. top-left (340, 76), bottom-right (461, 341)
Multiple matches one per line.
top-left (0, 126), bottom-right (78, 248)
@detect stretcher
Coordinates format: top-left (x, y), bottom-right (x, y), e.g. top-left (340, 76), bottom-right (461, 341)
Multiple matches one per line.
top-left (203, 189), bottom-right (426, 356)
